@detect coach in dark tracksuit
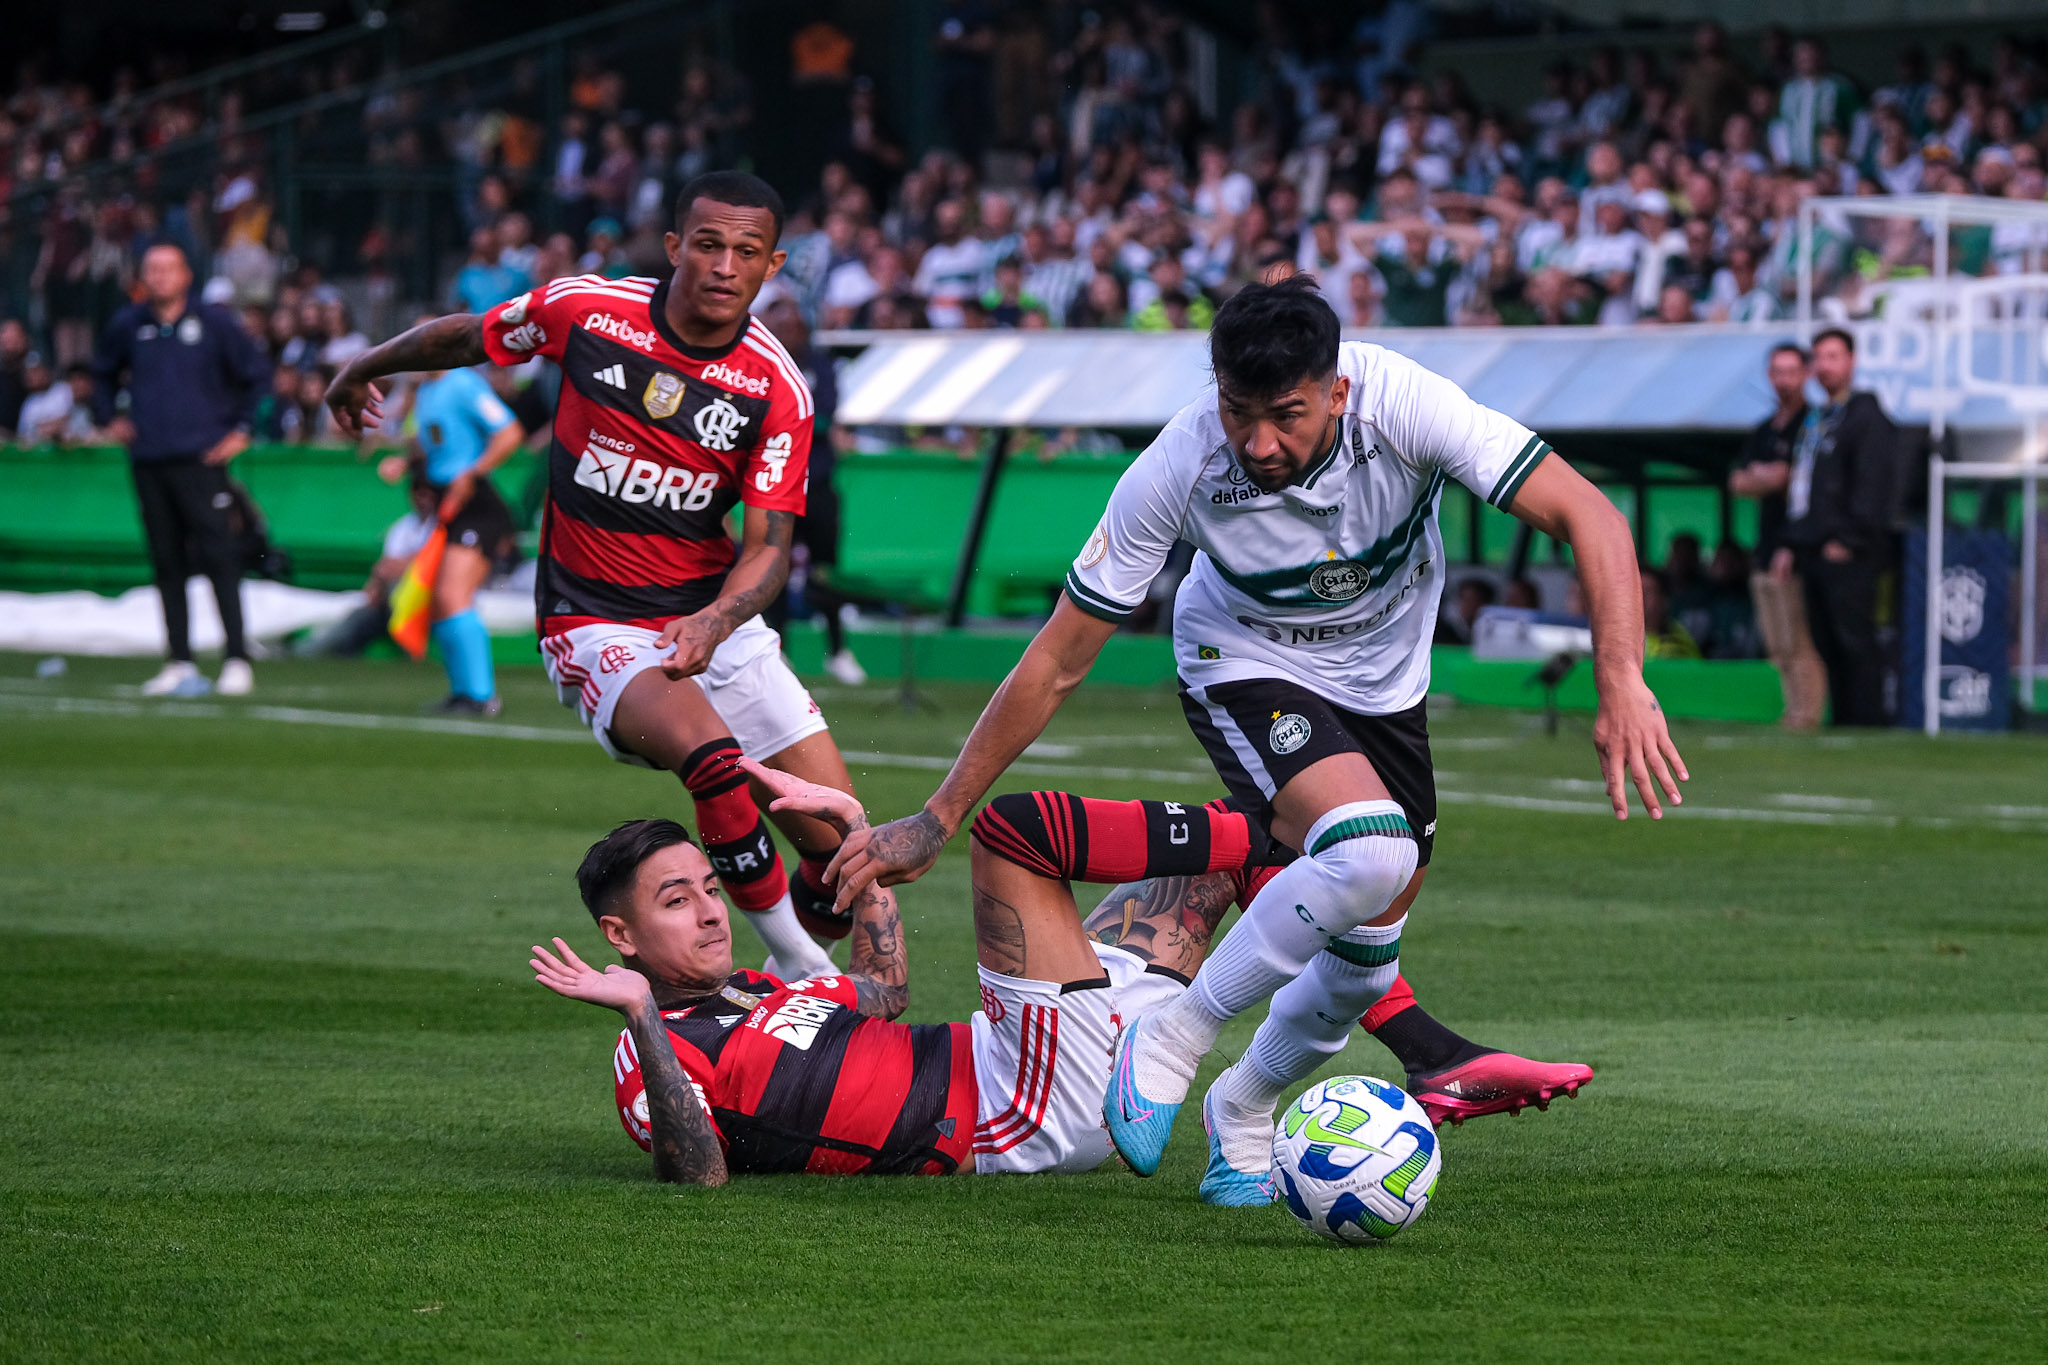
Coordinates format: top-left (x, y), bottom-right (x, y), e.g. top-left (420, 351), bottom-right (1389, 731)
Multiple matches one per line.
top-left (93, 244), bottom-right (270, 695)
top-left (1779, 328), bottom-right (1898, 728)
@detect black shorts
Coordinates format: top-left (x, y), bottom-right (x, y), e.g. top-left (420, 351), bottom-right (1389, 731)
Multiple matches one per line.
top-left (1178, 676), bottom-right (1437, 867)
top-left (442, 476), bottom-right (517, 563)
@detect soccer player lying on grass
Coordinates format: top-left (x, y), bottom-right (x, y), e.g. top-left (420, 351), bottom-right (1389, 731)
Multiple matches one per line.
top-left (531, 762), bottom-right (1586, 1188)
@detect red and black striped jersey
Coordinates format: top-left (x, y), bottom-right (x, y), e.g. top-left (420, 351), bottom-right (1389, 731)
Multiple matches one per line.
top-left (612, 970), bottom-right (976, 1176)
top-left (478, 275), bottom-right (813, 636)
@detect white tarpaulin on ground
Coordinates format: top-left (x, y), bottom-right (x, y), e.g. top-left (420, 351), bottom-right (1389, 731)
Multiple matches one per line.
top-left (0, 580), bottom-right (534, 656)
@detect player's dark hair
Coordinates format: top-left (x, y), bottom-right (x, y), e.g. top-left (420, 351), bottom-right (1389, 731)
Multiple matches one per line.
top-left (1209, 273), bottom-right (1341, 399)
top-left (576, 818), bottom-right (698, 923)
top-left (1770, 341), bottom-right (1810, 364)
top-left (1812, 326), bottom-right (1855, 355)
top-left (674, 171), bottom-right (786, 244)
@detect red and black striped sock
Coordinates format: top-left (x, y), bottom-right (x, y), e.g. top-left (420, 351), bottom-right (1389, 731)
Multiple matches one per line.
top-left (790, 854), bottom-right (852, 940)
top-left (678, 739), bottom-right (790, 913)
top-left (1360, 974), bottom-right (1492, 1077)
top-left (969, 791), bottom-right (1256, 884)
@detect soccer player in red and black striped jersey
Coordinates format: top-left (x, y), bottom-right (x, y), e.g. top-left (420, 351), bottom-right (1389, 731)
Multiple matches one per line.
top-left (530, 766), bottom-right (1588, 1184)
top-left (328, 173), bottom-right (867, 983)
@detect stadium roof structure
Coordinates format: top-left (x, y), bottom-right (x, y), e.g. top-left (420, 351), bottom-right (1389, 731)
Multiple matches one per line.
top-left (829, 328), bottom-right (1777, 434)
top-left (830, 323), bottom-right (2048, 436)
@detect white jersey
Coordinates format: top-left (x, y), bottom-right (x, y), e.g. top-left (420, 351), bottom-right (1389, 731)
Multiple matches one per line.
top-left (1065, 341), bottom-right (1552, 715)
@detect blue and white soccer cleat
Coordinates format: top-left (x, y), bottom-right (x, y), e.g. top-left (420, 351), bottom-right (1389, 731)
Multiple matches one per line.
top-left (1104, 1014), bottom-right (1183, 1177)
top-left (1198, 1089), bottom-right (1276, 1207)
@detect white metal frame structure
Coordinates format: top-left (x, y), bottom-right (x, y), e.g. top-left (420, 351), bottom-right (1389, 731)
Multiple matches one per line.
top-left (1795, 194), bottom-right (2048, 733)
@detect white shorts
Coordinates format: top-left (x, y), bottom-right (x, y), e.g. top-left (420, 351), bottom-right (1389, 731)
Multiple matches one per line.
top-left (970, 942), bottom-right (1187, 1175)
top-left (538, 615), bottom-right (828, 766)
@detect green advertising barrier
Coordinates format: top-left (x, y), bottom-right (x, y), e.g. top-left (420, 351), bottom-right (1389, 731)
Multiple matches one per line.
top-left (0, 443), bottom-right (546, 593)
top-left (828, 448), bottom-right (1134, 617)
top-left (3, 442), bottom-right (1783, 723)
top-left (5, 443), bottom-right (1745, 602)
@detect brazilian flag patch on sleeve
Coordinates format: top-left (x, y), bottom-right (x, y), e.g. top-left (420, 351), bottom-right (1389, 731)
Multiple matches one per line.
top-left (1197, 644), bottom-right (1222, 660)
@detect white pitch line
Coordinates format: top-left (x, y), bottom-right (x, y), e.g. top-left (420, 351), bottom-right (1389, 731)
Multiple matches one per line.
top-left (6, 691), bottom-right (2043, 833)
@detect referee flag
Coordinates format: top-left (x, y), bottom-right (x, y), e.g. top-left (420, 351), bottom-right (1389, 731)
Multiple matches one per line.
top-left (387, 526), bottom-right (446, 660)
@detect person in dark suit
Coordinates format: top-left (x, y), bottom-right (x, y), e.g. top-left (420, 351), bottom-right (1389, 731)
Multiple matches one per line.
top-left (1730, 341), bottom-right (1828, 730)
top-left (94, 245), bottom-right (272, 697)
top-left (1779, 327), bottom-right (1897, 726)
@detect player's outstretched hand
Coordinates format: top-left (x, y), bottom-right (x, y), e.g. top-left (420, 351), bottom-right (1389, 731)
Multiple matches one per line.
top-left (825, 811), bottom-right (947, 912)
top-left (739, 757), bottom-right (864, 835)
top-left (530, 937), bottom-right (655, 1014)
top-left (655, 613), bottom-right (722, 679)
top-left (324, 368), bottom-right (385, 438)
top-left (1593, 675), bottom-right (1689, 820)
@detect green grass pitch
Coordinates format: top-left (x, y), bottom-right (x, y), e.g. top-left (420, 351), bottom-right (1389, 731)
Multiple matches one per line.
top-left (2, 653), bottom-right (2044, 1362)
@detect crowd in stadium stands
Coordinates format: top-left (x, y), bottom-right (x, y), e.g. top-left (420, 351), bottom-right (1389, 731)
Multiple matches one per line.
top-left (3, 15), bottom-right (2048, 395)
top-left (737, 20), bottom-right (2048, 336)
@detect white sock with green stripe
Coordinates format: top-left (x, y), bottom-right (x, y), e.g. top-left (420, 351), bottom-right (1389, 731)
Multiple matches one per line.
top-left (1144, 801), bottom-right (1417, 1098)
top-left (1206, 936), bottom-right (1402, 1171)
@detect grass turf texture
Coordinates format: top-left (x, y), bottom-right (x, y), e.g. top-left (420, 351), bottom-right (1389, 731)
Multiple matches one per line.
top-left (2, 653), bottom-right (2045, 1363)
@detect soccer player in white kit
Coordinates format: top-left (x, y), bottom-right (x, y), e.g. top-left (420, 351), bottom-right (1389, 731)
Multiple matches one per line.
top-left (828, 274), bottom-right (1687, 1200)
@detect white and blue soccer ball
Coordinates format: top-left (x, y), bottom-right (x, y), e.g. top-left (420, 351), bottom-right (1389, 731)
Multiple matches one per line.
top-left (1272, 1076), bottom-right (1440, 1245)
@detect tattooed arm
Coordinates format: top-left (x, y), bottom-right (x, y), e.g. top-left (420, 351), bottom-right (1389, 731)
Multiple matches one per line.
top-left (658, 505), bottom-right (796, 679)
top-left (739, 759), bottom-right (907, 1019)
top-left (844, 880), bottom-right (909, 1020)
top-left (325, 314), bottom-right (490, 435)
top-left (1081, 872), bottom-right (1239, 981)
top-left (529, 937), bottom-right (728, 1186)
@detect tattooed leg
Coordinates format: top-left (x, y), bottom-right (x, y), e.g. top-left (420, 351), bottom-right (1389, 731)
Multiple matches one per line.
top-left (967, 839), bottom-right (1110, 984)
top-left (1078, 871), bottom-right (1239, 981)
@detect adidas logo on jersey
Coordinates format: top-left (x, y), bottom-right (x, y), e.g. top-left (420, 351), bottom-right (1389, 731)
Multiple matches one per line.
top-left (572, 444), bottom-right (720, 510)
top-left (702, 361), bottom-right (771, 396)
top-left (586, 312), bottom-right (657, 350)
top-left (760, 993), bottom-right (838, 1051)
top-left (593, 363), bottom-right (626, 389)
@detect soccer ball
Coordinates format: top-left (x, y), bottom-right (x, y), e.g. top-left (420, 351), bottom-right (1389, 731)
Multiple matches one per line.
top-left (1272, 1076), bottom-right (1440, 1245)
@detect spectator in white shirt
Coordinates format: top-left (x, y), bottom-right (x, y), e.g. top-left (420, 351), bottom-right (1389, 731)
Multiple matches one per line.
top-left (1579, 140), bottom-right (1633, 216)
top-left (18, 359), bottom-right (98, 444)
top-left (1708, 243), bottom-right (1780, 323)
top-left (1023, 218), bottom-right (1094, 328)
top-left (1570, 198), bottom-right (1645, 324)
top-left (911, 199), bottom-right (987, 327)
top-left (1630, 190), bottom-right (1685, 313)
top-left (1191, 140), bottom-right (1256, 222)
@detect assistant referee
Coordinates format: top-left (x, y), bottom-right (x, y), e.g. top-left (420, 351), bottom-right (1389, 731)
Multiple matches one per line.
top-left (93, 244), bottom-right (271, 697)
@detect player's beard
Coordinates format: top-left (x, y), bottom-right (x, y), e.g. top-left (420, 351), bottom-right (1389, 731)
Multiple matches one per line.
top-left (1243, 413), bottom-right (1339, 492)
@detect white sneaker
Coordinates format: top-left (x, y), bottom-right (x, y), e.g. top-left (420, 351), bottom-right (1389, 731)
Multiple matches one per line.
top-left (824, 648), bottom-right (868, 686)
top-left (141, 661), bottom-right (203, 697)
top-left (216, 658), bottom-right (254, 696)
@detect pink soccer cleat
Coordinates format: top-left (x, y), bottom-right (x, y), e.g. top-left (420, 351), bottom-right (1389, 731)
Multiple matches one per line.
top-left (1405, 1052), bottom-right (1593, 1127)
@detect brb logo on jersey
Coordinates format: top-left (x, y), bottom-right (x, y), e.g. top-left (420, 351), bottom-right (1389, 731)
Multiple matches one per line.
top-left (703, 361), bottom-right (772, 396)
top-left (573, 442), bottom-right (720, 510)
top-left (587, 312), bottom-right (658, 351)
top-left (694, 395), bottom-right (748, 452)
top-left (760, 993), bottom-right (839, 1050)
top-left (755, 432), bottom-right (792, 491)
